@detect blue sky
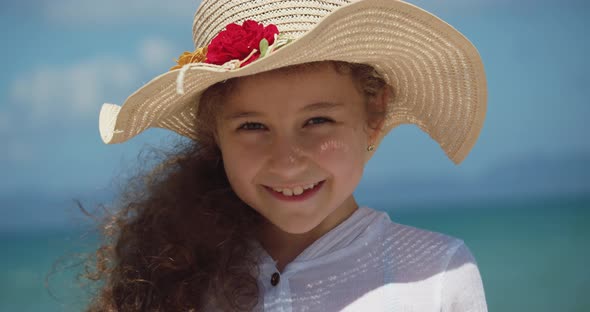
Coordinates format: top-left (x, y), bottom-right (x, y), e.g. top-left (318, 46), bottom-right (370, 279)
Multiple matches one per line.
top-left (0, 0), bottom-right (589, 228)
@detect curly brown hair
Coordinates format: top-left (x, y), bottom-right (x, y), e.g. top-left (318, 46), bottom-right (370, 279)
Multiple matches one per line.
top-left (83, 61), bottom-right (389, 311)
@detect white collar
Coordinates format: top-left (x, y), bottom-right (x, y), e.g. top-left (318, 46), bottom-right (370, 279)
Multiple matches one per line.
top-left (256, 206), bottom-right (390, 274)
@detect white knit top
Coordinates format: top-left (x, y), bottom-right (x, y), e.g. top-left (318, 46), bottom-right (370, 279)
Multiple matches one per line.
top-left (254, 206), bottom-right (488, 311)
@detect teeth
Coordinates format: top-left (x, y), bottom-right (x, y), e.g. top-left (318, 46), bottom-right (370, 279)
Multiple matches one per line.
top-left (271, 181), bottom-right (321, 196)
top-left (293, 186), bottom-right (304, 195)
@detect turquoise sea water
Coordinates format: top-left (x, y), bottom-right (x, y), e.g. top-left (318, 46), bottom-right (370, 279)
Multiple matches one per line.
top-left (1, 195), bottom-right (588, 312)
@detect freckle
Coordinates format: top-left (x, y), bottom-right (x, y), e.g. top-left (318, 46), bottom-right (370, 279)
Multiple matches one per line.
top-left (319, 139), bottom-right (349, 154)
top-left (288, 147), bottom-right (303, 163)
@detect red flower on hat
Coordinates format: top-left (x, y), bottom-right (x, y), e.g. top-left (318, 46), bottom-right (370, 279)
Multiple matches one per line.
top-left (206, 20), bottom-right (279, 67)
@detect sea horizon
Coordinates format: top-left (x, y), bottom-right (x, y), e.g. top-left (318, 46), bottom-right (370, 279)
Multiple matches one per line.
top-left (1, 193), bottom-right (589, 311)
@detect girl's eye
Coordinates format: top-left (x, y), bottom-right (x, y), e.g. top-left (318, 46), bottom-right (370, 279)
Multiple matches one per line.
top-left (237, 117), bottom-right (333, 132)
top-left (306, 117), bottom-right (333, 126)
top-left (237, 122), bottom-right (266, 131)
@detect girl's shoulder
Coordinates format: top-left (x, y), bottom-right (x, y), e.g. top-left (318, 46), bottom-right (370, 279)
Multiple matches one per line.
top-left (368, 207), bottom-right (487, 310)
top-left (364, 206), bottom-right (467, 250)
top-left (363, 206), bottom-right (479, 278)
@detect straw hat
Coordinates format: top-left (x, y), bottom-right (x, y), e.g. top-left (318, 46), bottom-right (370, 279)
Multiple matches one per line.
top-left (99, 0), bottom-right (486, 164)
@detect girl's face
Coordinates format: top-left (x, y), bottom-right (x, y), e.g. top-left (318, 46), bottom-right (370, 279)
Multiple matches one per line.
top-left (216, 63), bottom-right (381, 234)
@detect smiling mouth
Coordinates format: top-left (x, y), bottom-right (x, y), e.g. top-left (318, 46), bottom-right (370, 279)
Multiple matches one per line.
top-left (263, 180), bottom-right (326, 201)
top-left (268, 181), bottom-right (322, 196)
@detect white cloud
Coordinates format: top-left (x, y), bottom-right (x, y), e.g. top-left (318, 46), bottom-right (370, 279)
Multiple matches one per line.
top-left (1, 141), bottom-right (35, 163)
top-left (140, 38), bottom-right (178, 72)
top-left (0, 111), bottom-right (11, 134)
top-left (9, 37), bottom-right (176, 124)
top-left (39, 0), bottom-right (509, 27)
top-left (11, 58), bottom-right (139, 121)
top-left (0, 111), bottom-right (33, 164)
top-left (43, 0), bottom-right (198, 25)
top-left (39, 0), bottom-right (567, 27)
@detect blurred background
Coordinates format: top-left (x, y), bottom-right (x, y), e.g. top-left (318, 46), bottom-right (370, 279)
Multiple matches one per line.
top-left (0, 0), bottom-right (588, 311)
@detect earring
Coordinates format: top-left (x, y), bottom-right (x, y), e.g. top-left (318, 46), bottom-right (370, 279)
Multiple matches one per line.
top-left (367, 144), bottom-right (375, 152)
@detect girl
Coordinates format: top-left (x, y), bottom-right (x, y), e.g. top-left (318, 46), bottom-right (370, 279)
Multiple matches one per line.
top-left (90, 0), bottom-right (487, 311)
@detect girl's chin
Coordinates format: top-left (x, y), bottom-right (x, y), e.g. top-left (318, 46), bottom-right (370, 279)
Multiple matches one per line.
top-left (257, 206), bottom-right (329, 235)
top-left (270, 216), bottom-right (324, 235)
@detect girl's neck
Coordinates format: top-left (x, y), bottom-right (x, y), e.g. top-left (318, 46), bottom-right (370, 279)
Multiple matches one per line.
top-left (258, 196), bottom-right (359, 272)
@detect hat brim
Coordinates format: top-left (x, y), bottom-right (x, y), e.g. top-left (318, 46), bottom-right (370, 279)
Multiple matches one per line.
top-left (99, 0), bottom-right (486, 164)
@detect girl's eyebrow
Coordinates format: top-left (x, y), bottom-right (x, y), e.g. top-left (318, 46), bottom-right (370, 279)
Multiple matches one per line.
top-left (223, 101), bottom-right (344, 121)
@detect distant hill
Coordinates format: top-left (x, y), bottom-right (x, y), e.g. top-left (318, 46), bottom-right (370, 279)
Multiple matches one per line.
top-left (356, 151), bottom-right (590, 204)
top-left (0, 189), bottom-right (113, 232)
top-left (2, 152), bottom-right (588, 230)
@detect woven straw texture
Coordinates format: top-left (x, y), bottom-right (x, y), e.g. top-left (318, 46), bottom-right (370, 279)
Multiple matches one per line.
top-left (99, 0), bottom-right (486, 164)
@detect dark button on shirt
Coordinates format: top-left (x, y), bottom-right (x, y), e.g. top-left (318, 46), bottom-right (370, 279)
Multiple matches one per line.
top-left (270, 272), bottom-right (280, 286)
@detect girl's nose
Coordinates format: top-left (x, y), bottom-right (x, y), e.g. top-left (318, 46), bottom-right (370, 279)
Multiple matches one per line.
top-left (266, 136), bottom-right (307, 177)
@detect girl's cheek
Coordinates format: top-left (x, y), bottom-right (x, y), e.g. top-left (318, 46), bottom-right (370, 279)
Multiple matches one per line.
top-left (227, 133), bottom-right (270, 155)
top-left (220, 138), bottom-right (264, 174)
top-left (318, 139), bottom-right (350, 155)
top-left (311, 125), bottom-right (368, 161)
top-left (307, 133), bottom-right (354, 160)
